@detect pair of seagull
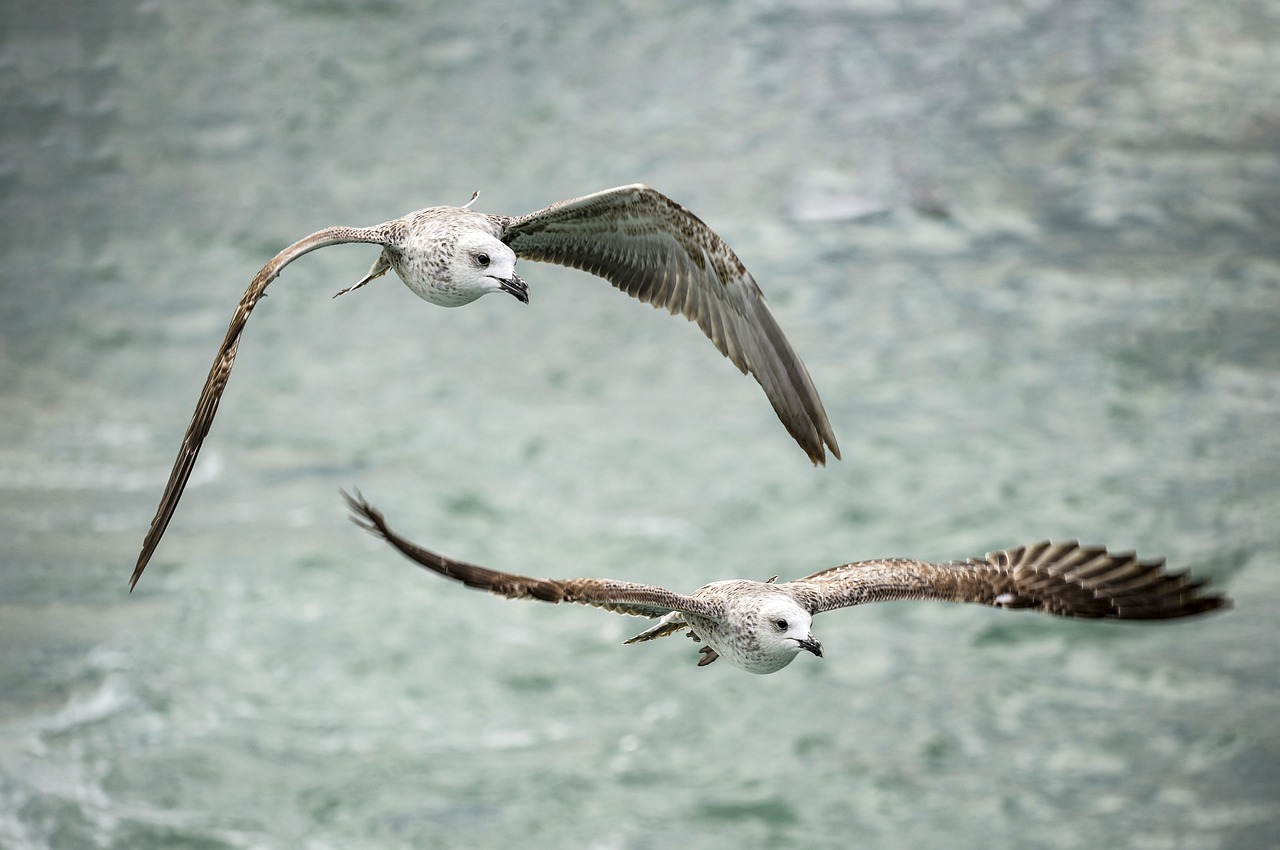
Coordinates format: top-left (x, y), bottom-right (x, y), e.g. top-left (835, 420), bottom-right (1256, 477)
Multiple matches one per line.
top-left (132, 185), bottom-right (1228, 674)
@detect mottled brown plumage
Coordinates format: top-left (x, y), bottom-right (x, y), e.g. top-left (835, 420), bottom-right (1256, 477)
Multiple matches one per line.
top-left (785, 541), bottom-right (1227, 620)
top-left (344, 491), bottom-right (1230, 674)
top-left (131, 186), bottom-right (839, 590)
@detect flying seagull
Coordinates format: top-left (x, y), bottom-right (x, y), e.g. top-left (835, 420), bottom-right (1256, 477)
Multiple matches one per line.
top-left (344, 491), bottom-right (1230, 675)
top-left (131, 185), bottom-right (840, 590)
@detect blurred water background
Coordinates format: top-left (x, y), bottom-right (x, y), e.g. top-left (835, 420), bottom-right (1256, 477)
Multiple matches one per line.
top-left (2, 1), bottom-right (1278, 848)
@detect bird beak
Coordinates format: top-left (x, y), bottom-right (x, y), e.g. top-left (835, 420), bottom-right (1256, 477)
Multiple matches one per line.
top-left (798, 636), bottom-right (823, 658)
top-left (497, 273), bottom-right (529, 303)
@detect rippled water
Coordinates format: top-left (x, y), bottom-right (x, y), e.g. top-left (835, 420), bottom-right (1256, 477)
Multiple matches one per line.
top-left (2, 2), bottom-right (1278, 848)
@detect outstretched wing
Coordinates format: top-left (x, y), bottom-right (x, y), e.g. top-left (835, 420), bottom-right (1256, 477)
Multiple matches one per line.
top-left (500, 185), bottom-right (840, 466)
top-left (130, 225), bottom-right (393, 590)
top-left (785, 540), bottom-right (1230, 620)
top-left (344, 490), bottom-right (724, 621)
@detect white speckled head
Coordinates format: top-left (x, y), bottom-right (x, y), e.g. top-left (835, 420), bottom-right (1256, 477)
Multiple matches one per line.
top-left (450, 230), bottom-right (526, 304)
top-left (748, 597), bottom-right (821, 674)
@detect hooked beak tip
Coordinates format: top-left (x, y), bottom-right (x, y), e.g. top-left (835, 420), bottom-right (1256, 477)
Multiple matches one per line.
top-left (499, 273), bottom-right (529, 303)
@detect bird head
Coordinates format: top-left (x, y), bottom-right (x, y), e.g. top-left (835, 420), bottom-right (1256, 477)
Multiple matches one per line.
top-left (747, 598), bottom-right (822, 674)
top-left (458, 231), bottom-right (528, 304)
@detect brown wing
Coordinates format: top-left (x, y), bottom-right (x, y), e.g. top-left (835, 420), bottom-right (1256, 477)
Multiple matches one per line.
top-left (785, 540), bottom-right (1230, 620)
top-left (343, 490), bottom-right (724, 621)
top-left (130, 225), bottom-right (393, 590)
top-left (500, 185), bottom-right (840, 466)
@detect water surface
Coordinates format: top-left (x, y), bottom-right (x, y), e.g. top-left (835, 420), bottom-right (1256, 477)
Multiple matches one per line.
top-left (1, 2), bottom-right (1277, 848)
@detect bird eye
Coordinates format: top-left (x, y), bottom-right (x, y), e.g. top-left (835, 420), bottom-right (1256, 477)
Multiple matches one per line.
top-left (475, 252), bottom-right (490, 267)
top-left (773, 618), bottom-right (788, 631)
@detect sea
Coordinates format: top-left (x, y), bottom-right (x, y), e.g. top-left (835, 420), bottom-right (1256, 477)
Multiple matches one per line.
top-left (1, 1), bottom-right (1277, 848)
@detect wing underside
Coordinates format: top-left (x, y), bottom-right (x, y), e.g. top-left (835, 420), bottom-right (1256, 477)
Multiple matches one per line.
top-left (500, 185), bottom-right (840, 466)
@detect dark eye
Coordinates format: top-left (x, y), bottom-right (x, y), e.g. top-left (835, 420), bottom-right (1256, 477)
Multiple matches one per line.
top-left (773, 619), bottom-right (788, 631)
top-left (475, 252), bottom-right (490, 267)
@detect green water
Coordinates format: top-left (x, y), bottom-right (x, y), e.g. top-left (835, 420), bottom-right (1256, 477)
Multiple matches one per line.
top-left (1, 2), bottom-right (1277, 848)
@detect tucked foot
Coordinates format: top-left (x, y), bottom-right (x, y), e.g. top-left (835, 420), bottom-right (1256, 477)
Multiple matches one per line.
top-left (333, 254), bottom-right (391, 298)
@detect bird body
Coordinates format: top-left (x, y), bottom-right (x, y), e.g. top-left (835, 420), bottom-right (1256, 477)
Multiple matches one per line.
top-left (680, 580), bottom-right (822, 673)
top-left (357, 207), bottom-right (528, 307)
top-left (344, 491), bottom-right (1230, 675)
top-left (131, 185), bottom-right (838, 589)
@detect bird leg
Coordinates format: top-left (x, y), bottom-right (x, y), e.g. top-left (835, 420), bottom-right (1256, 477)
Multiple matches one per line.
top-left (697, 646), bottom-right (720, 667)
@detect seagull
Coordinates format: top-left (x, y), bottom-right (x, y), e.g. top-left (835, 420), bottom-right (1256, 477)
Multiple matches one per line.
top-left (131, 185), bottom-right (840, 590)
top-left (344, 491), bottom-right (1230, 675)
